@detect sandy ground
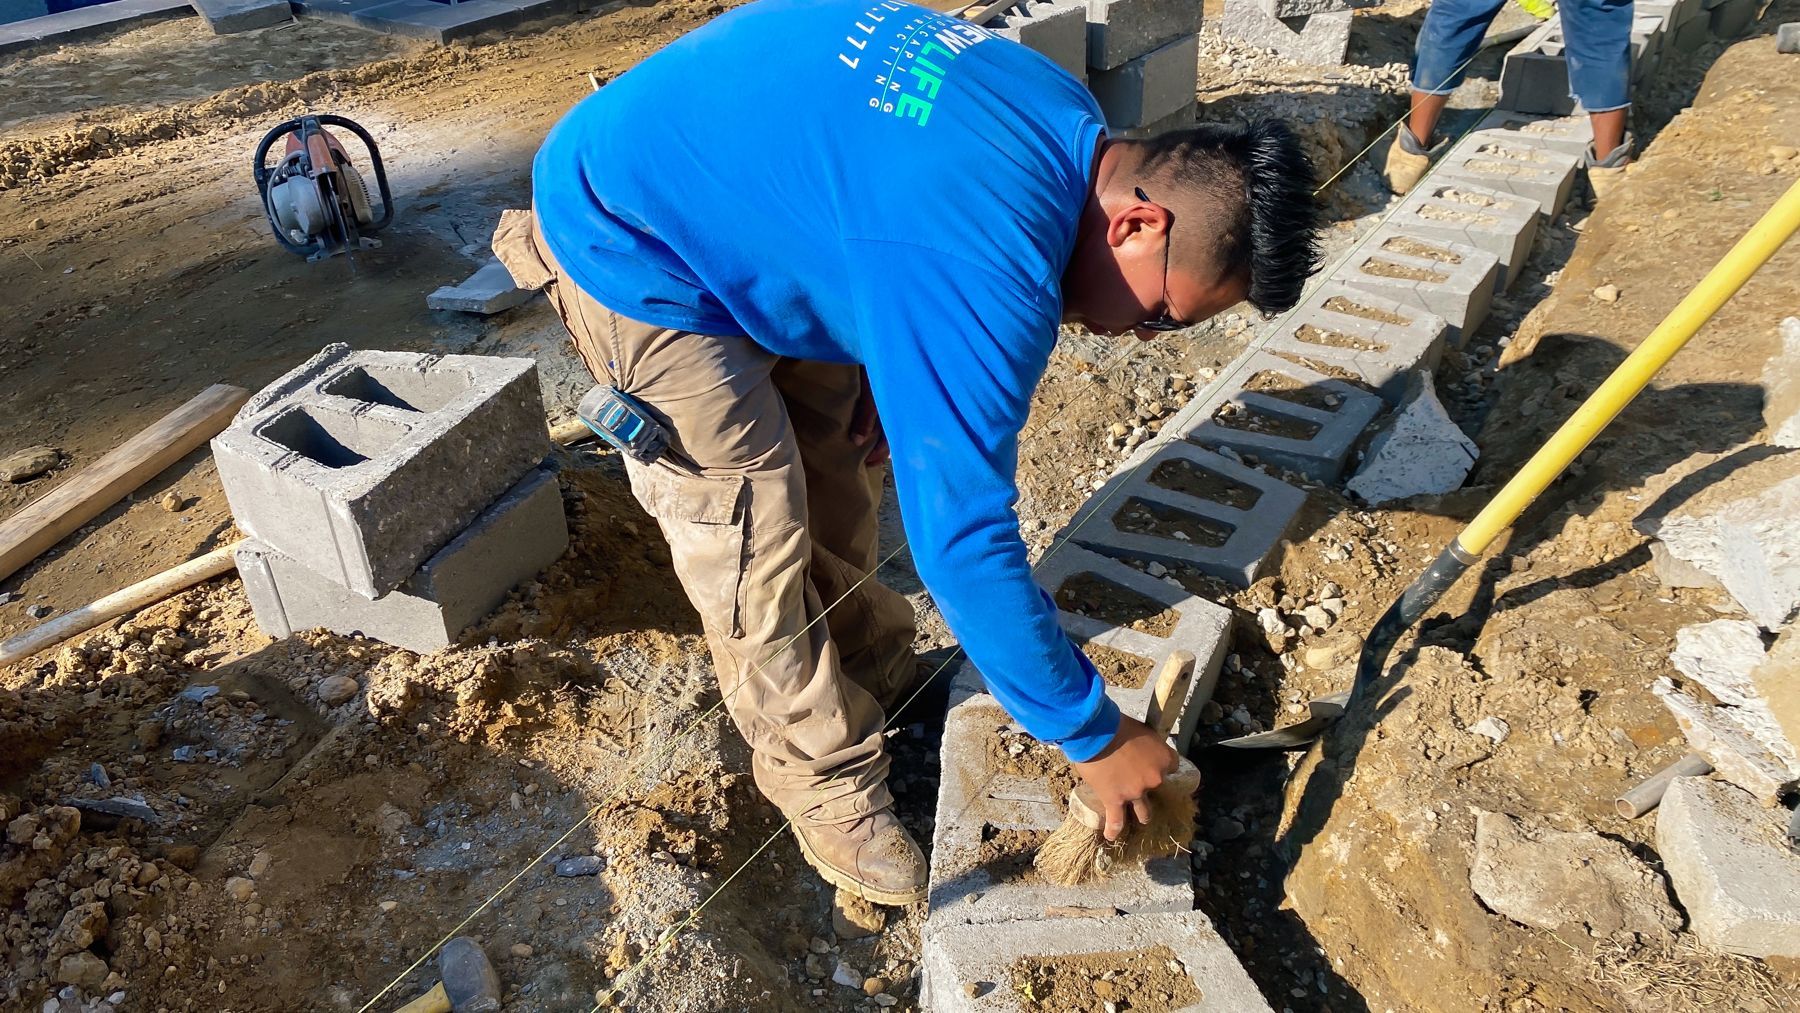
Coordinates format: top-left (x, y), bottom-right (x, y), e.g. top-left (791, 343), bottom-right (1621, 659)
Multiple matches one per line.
top-left (2, 0), bottom-right (1799, 1010)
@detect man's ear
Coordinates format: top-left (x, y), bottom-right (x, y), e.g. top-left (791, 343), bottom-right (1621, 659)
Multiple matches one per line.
top-left (1104, 196), bottom-right (1171, 250)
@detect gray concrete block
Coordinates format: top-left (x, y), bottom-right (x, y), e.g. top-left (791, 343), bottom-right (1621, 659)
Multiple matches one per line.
top-left (1388, 180), bottom-right (1540, 291)
top-left (1151, 352), bottom-right (1385, 482)
top-left (1084, 0), bottom-right (1202, 70)
top-left (1261, 284), bottom-right (1448, 403)
top-left (1088, 33), bottom-right (1199, 130)
top-left (0, 0), bottom-right (190, 55)
top-left (1765, 318), bottom-right (1800, 449)
top-left (1472, 110), bottom-right (1594, 157)
top-left (1332, 229), bottom-right (1498, 346)
top-left (237, 467), bottom-right (568, 653)
top-left (1709, 0), bottom-right (1755, 38)
top-left (990, 0), bottom-right (1089, 83)
top-left (1256, 0), bottom-right (1350, 17)
top-left (1063, 441), bottom-right (1305, 588)
top-left (427, 259), bottom-right (535, 315)
top-left (1671, 10), bottom-right (1712, 50)
top-left (1116, 102), bottom-right (1197, 140)
top-left (921, 910), bottom-right (1272, 1012)
top-left (1217, 0), bottom-right (1351, 65)
top-left (1344, 371), bottom-right (1477, 505)
top-left (1498, 20), bottom-right (1575, 116)
top-left (1779, 21), bottom-right (1800, 53)
top-left (926, 694), bottom-right (1194, 929)
top-left (1434, 129), bottom-right (1580, 221)
top-left (213, 344), bottom-right (549, 598)
top-left (1658, 776), bottom-right (1800, 958)
top-left (1030, 543), bottom-right (1233, 732)
top-left (192, 0), bottom-right (291, 32)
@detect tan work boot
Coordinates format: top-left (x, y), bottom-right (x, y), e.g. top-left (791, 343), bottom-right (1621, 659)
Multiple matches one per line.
top-left (1585, 133), bottom-right (1635, 202)
top-left (792, 808), bottom-right (927, 906)
top-left (1383, 124), bottom-right (1447, 196)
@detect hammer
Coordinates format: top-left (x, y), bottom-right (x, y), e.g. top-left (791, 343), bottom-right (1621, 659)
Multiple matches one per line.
top-left (394, 937), bottom-right (501, 1013)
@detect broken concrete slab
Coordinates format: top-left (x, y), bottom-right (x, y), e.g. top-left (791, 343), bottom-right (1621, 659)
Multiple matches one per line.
top-left (427, 260), bottom-right (536, 315)
top-left (1216, 0), bottom-right (1351, 64)
top-left (1754, 630), bottom-right (1800, 763)
top-left (1469, 809), bottom-right (1682, 937)
top-left (237, 467), bottom-right (567, 654)
top-left (1064, 440), bottom-right (1306, 588)
top-left (213, 344), bottom-right (549, 599)
top-left (1345, 372), bottom-right (1477, 506)
top-left (191, 0), bottom-right (291, 33)
top-left (1083, 0), bottom-right (1203, 71)
top-left (1263, 284), bottom-right (1448, 403)
top-left (1658, 776), bottom-right (1800, 958)
top-left (1433, 129), bottom-right (1581, 221)
top-left (1651, 451), bottom-right (1800, 631)
top-left (1388, 180), bottom-right (1541, 291)
top-left (1088, 33), bottom-right (1199, 130)
top-left (1670, 619), bottom-right (1770, 711)
top-left (1653, 679), bottom-right (1796, 806)
top-left (1764, 317), bottom-right (1800, 449)
top-left (1330, 229), bottom-right (1498, 347)
top-left (920, 910), bottom-right (1272, 1012)
top-left (1649, 539), bottom-right (1723, 590)
top-left (988, 0), bottom-right (1088, 83)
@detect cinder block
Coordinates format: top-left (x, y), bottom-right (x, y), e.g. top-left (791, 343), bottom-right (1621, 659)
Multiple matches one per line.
top-left (1778, 20), bottom-right (1799, 53)
top-left (990, 0), bottom-right (1088, 83)
top-left (1088, 33), bottom-right (1198, 130)
top-left (1498, 20), bottom-right (1574, 116)
top-left (237, 467), bottom-right (568, 653)
top-left (1217, 0), bottom-right (1351, 65)
top-left (1260, 284), bottom-right (1448, 403)
top-left (1434, 129), bottom-right (1580, 221)
top-left (1658, 776), bottom-right (1800, 958)
top-left (1151, 352), bottom-right (1385, 482)
top-left (1063, 441), bottom-right (1305, 588)
top-left (1709, 0), bottom-right (1756, 38)
top-left (1030, 543), bottom-right (1232, 733)
top-left (213, 344), bottom-right (550, 598)
top-left (1472, 110), bottom-right (1594, 158)
top-left (192, 0), bottom-right (290, 32)
top-left (1387, 180), bottom-right (1540, 291)
top-left (427, 260), bottom-right (535, 315)
top-left (1331, 229), bottom-right (1498, 346)
top-left (1084, 0), bottom-right (1202, 71)
top-left (1256, 0), bottom-right (1349, 16)
top-left (1116, 102), bottom-right (1197, 140)
top-left (926, 693), bottom-right (1194, 928)
top-left (921, 910), bottom-right (1273, 1012)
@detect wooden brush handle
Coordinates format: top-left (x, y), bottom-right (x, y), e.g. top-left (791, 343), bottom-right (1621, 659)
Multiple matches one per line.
top-left (1146, 650), bottom-right (1196, 739)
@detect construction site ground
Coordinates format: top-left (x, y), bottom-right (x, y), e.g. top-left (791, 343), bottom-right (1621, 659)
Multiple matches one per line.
top-left (3, 0), bottom-right (1799, 1010)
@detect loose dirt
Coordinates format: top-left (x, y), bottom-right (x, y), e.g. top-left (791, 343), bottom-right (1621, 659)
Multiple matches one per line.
top-left (1008, 945), bottom-right (1201, 1012)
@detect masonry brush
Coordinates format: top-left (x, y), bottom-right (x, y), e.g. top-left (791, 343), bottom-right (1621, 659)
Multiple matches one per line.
top-left (1036, 650), bottom-right (1203, 887)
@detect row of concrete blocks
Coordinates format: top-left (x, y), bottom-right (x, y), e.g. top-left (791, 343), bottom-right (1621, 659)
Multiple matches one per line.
top-left (987, 0), bottom-right (1205, 130)
top-left (214, 344), bottom-right (568, 653)
top-left (1215, 0), bottom-right (1354, 67)
top-left (1499, 0), bottom-right (1748, 117)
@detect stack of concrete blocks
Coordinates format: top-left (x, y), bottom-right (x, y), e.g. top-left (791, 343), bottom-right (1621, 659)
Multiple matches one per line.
top-left (1502, 0), bottom-right (1733, 115)
top-left (987, 1), bottom-right (1090, 83)
top-left (920, 543), bottom-right (1273, 1010)
top-left (1217, 0), bottom-right (1355, 66)
top-left (1082, 0), bottom-right (1203, 136)
top-left (214, 344), bottom-right (568, 654)
top-left (191, 0), bottom-right (291, 33)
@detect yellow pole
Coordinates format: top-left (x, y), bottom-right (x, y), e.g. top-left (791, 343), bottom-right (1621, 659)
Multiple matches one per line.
top-left (1458, 178), bottom-right (1800, 555)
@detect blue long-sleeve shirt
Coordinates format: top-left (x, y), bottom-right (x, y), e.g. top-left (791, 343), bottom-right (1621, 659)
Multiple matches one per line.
top-left (532, 0), bottom-right (1120, 759)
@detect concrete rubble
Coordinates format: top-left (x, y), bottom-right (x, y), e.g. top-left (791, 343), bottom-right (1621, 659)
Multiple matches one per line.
top-left (427, 259), bottom-right (536, 315)
top-left (1345, 372), bottom-right (1478, 506)
top-left (1653, 677), bottom-right (1796, 805)
top-left (1469, 810), bottom-right (1682, 937)
top-left (1657, 776), bottom-right (1800, 958)
top-left (1649, 451), bottom-right (1800, 631)
top-left (1765, 316), bottom-right (1800, 449)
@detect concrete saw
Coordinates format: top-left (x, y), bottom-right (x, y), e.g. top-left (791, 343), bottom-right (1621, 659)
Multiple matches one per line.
top-left (254, 114), bottom-right (393, 264)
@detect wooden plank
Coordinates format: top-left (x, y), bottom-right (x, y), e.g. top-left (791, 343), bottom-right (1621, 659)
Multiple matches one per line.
top-left (0, 384), bottom-right (249, 584)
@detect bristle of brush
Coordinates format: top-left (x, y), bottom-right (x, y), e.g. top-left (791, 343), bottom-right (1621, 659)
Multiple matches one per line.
top-left (1034, 781), bottom-right (1199, 885)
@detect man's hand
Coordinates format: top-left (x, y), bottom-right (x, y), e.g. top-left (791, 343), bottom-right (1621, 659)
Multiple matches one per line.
top-left (1069, 715), bottom-right (1179, 841)
top-left (850, 368), bottom-right (889, 465)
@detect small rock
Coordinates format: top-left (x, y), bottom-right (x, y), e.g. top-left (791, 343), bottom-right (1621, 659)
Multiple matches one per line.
top-left (89, 763), bottom-right (111, 788)
top-left (511, 943), bottom-right (534, 959)
top-left (831, 960), bottom-right (863, 989)
top-left (176, 685), bottom-right (220, 704)
top-left (29, 217), bottom-right (46, 230)
top-left (804, 953), bottom-right (830, 979)
top-left (224, 877), bottom-right (255, 903)
top-left (163, 844), bottom-right (199, 869)
top-left (862, 977), bottom-right (887, 997)
top-left (962, 982), bottom-right (981, 998)
top-left (808, 937), bottom-right (831, 955)
top-left (555, 855), bottom-right (603, 877)
top-left (1146, 561), bottom-right (1168, 578)
top-left (1210, 817), bottom-right (1245, 841)
top-left (1301, 605), bottom-right (1333, 630)
top-left (247, 851), bottom-right (272, 879)
top-left (1469, 716), bottom-right (1511, 743)
top-left (1256, 608), bottom-right (1287, 638)
top-left (378, 900), bottom-right (398, 913)
top-left (56, 952), bottom-right (109, 989)
top-left (1594, 284), bottom-right (1621, 303)
top-left (831, 889), bottom-right (886, 939)
top-left (317, 676), bottom-right (359, 706)
top-left (0, 445), bottom-right (59, 483)
top-left (159, 492), bottom-right (184, 512)
top-left (1319, 580), bottom-right (1341, 598)
top-left (873, 996), bottom-right (898, 1008)
top-left (26, 604), bottom-right (52, 620)
top-left (1770, 145), bottom-right (1798, 161)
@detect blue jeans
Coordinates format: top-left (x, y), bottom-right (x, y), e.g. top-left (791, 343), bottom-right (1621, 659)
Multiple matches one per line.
top-left (1412, 0), bottom-right (1634, 112)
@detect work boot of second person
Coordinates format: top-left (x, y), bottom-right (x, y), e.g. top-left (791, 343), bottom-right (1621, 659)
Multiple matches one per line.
top-left (792, 808), bottom-right (927, 907)
top-left (1383, 125), bottom-right (1445, 195)
top-left (1585, 133), bottom-right (1635, 202)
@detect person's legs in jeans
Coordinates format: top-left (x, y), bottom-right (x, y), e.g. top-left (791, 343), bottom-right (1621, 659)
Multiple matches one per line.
top-left (1560, 0), bottom-right (1634, 194)
top-left (1386, 0), bottom-right (1505, 193)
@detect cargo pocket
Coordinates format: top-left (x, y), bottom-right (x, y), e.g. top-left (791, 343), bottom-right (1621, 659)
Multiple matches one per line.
top-left (490, 209), bottom-right (554, 291)
top-left (628, 462), bottom-right (749, 639)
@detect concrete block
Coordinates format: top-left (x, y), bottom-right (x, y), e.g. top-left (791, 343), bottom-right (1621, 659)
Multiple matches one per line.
top-left (1472, 110), bottom-right (1594, 158)
top-left (427, 259), bottom-right (535, 315)
top-left (213, 344), bottom-right (549, 598)
top-left (1255, 0), bottom-right (1349, 16)
top-left (1433, 129), bottom-right (1580, 221)
top-left (0, 0), bottom-right (190, 56)
top-left (1062, 441), bottom-right (1305, 588)
top-left (926, 694), bottom-right (1194, 928)
top-left (1498, 21), bottom-right (1575, 116)
top-left (1387, 180), bottom-right (1540, 291)
top-left (1088, 33), bottom-right (1199, 130)
top-left (921, 910), bottom-right (1272, 1012)
top-left (1671, 11), bottom-right (1711, 50)
top-left (1653, 454), bottom-right (1800, 631)
top-left (1344, 372), bottom-right (1477, 505)
top-left (1153, 352), bottom-right (1385, 483)
top-left (1709, 0), bottom-right (1755, 38)
top-left (1030, 544), bottom-right (1233, 732)
top-left (237, 467), bottom-right (568, 653)
top-left (1764, 317), bottom-right (1800, 449)
top-left (1658, 776), bottom-right (1800, 958)
top-left (1332, 229), bottom-right (1499, 346)
top-left (1216, 0), bottom-right (1350, 65)
top-left (1653, 679), bottom-right (1795, 805)
top-left (1083, 0), bottom-right (1202, 71)
top-left (990, 0), bottom-right (1088, 83)
top-left (1779, 21), bottom-right (1800, 53)
top-left (191, 0), bottom-right (290, 33)
top-left (1116, 102), bottom-right (1197, 140)
top-left (1261, 284), bottom-right (1449, 402)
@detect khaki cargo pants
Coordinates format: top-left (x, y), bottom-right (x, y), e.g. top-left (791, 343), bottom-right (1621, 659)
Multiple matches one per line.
top-left (492, 209), bottom-right (917, 828)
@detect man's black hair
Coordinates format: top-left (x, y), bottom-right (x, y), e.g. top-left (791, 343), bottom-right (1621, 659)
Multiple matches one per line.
top-left (1130, 119), bottom-right (1323, 316)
